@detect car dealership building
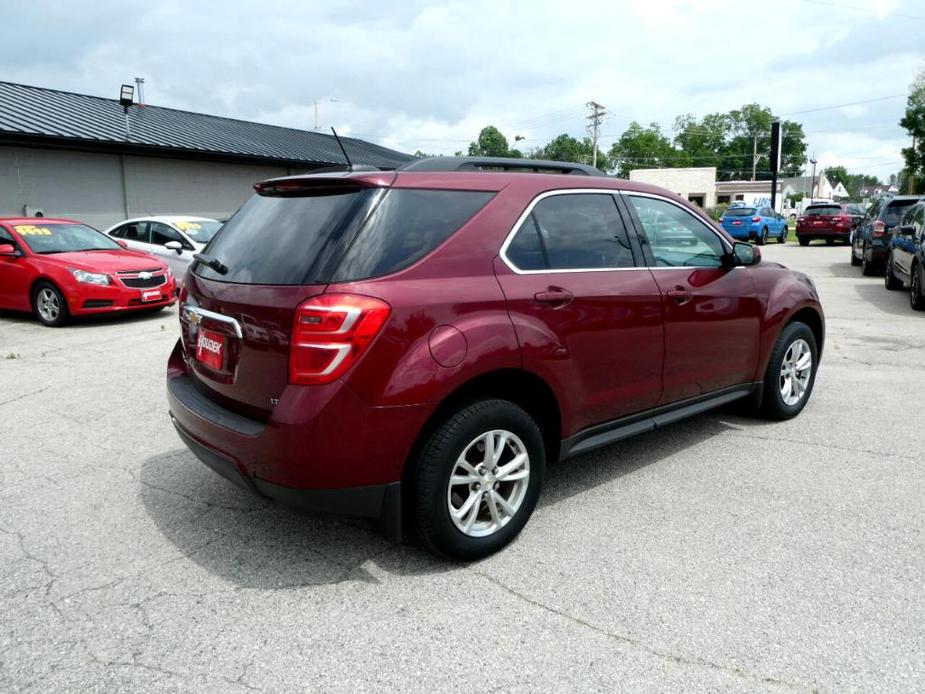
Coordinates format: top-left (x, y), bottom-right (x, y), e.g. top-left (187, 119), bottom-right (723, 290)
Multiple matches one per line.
top-left (0, 81), bottom-right (412, 230)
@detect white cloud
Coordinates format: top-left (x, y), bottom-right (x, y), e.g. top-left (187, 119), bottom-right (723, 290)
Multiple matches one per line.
top-left (0, 0), bottom-right (920, 179)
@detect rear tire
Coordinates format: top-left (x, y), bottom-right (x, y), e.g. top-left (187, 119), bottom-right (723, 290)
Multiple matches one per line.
top-left (757, 227), bottom-right (768, 246)
top-left (413, 399), bottom-right (545, 561)
top-left (825, 237), bottom-right (835, 246)
top-left (885, 252), bottom-right (903, 290)
top-left (760, 321), bottom-right (818, 421)
top-left (798, 237), bottom-right (810, 247)
top-left (32, 282), bottom-right (69, 327)
top-left (861, 244), bottom-right (877, 276)
top-left (911, 262), bottom-right (925, 311)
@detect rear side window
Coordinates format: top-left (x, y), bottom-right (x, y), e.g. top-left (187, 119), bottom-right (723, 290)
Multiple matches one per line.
top-left (195, 189), bottom-right (372, 284)
top-left (505, 193), bottom-right (635, 271)
top-left (883, 200), bottom-right (919, 226)
top-left (334, 189), bottom-right (493, 281)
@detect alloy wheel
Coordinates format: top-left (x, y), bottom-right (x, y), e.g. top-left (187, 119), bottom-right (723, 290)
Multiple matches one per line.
top-left (37, 288), bottom-right (60, 322)
top-left (446, 429), bottom-right (530, 538)
top-left (779, 338), bottom-right (812, 407)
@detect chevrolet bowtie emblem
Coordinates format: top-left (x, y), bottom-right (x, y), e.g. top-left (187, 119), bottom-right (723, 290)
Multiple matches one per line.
top-left (187, 311), bottom-right (202, 326)
top-left (139, 271), bottom-right (152, 280)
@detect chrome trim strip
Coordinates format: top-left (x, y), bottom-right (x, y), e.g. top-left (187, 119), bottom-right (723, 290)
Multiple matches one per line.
top-left (182, 305), bottom-right (243, 338)
top-left (498, 189), bottom-right (645, 275)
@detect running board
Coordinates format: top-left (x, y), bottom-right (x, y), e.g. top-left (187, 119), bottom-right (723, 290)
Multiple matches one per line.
top-left (559, 383), bottom-right (760, 460)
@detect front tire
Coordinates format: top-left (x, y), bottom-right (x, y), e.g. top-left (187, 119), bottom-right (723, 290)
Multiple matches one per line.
top-left (885, 252), bottom-right (903, 290)
top-left (760, 321), bottom-right (818, 421)
top-left (32, 282), bottom-right (69, 327)
top-left (413, 399), bottom-right (545, 560)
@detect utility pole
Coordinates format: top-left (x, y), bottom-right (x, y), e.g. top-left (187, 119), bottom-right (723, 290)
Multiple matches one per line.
top-left (752, 134), bottom-right (758, 181)
top-left (586, 101), bottom-right (606, 169)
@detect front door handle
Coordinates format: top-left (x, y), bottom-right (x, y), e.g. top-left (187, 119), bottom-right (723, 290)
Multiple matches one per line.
top-left (534, 286), bottom-right (573, 307)
top-left (666, 286), bottom-right (693, 305)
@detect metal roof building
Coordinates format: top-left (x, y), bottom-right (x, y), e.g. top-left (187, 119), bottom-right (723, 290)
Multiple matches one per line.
top-left (0, 81), bottom-right (412, 228)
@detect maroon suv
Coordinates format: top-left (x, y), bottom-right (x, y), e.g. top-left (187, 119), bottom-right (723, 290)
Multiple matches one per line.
top-left (167, 157), bottom-right (825, 560)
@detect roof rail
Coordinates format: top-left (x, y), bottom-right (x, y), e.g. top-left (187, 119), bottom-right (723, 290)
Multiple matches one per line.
top-left (398, 156), bottom-right (606, 177)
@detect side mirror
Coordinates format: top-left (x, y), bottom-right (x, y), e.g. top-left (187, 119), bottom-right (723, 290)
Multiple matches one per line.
top-left (165, 240), bottom-right (183, 254)
top-left (899, 224), bottom-right (915, 236)
top-left (728, 241), bottom-right (760, 267)
top-left (115, 239), bottom-right (128, 249)
top-left (0, 243), bottom-right (18, 256)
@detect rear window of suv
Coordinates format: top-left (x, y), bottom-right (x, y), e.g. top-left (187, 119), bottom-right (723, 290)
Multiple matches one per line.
top-left (195, 187), bottom-right (493, 285)
top-left (725, 207), bottom-right (756, 216)
top-left (804, 205), bottom-right (842, 216)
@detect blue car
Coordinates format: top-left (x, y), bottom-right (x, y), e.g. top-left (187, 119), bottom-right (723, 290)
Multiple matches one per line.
top-left (719, 204), bottom-right (788, 245)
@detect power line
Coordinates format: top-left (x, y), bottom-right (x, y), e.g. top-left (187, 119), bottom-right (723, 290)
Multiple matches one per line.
top-left (780, 94), bottom-right (905, 116)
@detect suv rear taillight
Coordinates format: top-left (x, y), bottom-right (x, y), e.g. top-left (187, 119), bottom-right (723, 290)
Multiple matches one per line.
top-left (835, 215), bottom-right (849, 228)
top-left (289, 294), bottom-right (391, 385)
top-left (872, 220), bottom-right (886, 237)
top-left (751, 216), bottom-right (761, 223)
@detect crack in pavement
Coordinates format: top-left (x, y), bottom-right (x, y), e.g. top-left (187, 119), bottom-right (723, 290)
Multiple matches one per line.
top-left (473, 570), bottom-right (816, 693)
top-left (724, 431), bottom-right (917, 463)
top-left (0, 386), bottom-right (50, 407)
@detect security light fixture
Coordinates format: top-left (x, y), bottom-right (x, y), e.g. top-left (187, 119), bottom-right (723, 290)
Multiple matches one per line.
top-left (119, 84), bottom-right (134, 108)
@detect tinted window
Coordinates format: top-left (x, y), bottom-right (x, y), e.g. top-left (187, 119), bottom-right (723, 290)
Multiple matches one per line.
top-left (123, 222), bottom-right (148, 242)
top-left (195, 189), bottom-right (373, 285)
top-left (150, 222), bottom-right (189, 248)
top-left (505, 216), bottom-right (547, 271)
top-left (725, 207), bottom-right (756, 217)
top-left (626, 196), bottom-right (725, 268)
top-left (805, 205), bottom-right (841, 216)
top-left (525, 193), bottom-right (634, 270)
top-left (334, 189), bottom-right (493, 281)
top-left (883, 200), bottom-right (919, 226)
top-left (109, 225), bottom-right (125, 239)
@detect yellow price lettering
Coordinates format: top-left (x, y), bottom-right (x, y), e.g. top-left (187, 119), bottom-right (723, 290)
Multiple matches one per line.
top-left (14, 225), bottom-right (52, 236)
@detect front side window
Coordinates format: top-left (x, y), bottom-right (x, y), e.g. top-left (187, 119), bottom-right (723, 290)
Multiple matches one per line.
top-left (150, 222), bottom-right (191, 249)
top-left (505, 193), bottom-right (635, 271)
top-left (626, 195), bottom-right (726, 268)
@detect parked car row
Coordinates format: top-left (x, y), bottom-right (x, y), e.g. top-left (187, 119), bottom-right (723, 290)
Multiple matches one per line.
top-left (0, 215), bottom-right (221, 326)
top-left (879, 198), bottom-right (925, 310)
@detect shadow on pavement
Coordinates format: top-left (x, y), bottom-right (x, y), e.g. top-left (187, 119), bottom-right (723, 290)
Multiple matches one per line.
top-left (853, 281), bottom-right (915, 317)
top-left (0, 305), bottom-right (175, 329)
top-left (141, 412), bottom-right (741, 588)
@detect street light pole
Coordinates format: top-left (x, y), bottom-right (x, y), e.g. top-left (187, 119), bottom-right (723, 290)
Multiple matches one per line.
top-left (313, 98), bottom-right (337, 131)
top-left (809, 156), bottom-right (818, 203)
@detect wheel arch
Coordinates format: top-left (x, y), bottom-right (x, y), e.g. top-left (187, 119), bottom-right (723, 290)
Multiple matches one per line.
top-left (788, 306), bottom-right (825, 357)
top-left (29, 275), bottom-right (63, 305)
top-left (402, 368), bottom-right (562, 488)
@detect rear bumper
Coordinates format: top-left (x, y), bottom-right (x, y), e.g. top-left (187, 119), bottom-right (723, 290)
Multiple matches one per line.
top-left (170, 416), bottom-right (401, 540)
top-left (722, 224), bottom-right (756, 239)
top-left (166, 339), bottom-right (430, 538)
top-left (796, 228), bottom-right (850, 239)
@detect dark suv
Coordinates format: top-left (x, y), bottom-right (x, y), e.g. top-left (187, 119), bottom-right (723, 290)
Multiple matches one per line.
top-left (851, 194), bottom-right (924, 275)
top-left (167, 157), bottom-right (825, 560)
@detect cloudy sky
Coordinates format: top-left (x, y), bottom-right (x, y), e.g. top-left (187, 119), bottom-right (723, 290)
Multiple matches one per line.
top-left (1, 0), bottom-right (921, 180)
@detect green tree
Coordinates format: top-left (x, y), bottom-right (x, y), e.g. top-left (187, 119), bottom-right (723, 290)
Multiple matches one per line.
top-left (533, 133), bottom-right (611, 171)
top-left (468, 126), bottom-right (522, 158)
top-left (899, 67), bottom-right (925, 193)
top-left (824, 165), bottom-right (849, 187)
top-left (608, 121), bottom-right (679, 177)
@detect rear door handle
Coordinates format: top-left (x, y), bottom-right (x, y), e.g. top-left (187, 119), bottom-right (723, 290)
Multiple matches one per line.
top-left (534, 287), bottom-right (573, 307)
top-left (666, 286), bottom-right (693, 305)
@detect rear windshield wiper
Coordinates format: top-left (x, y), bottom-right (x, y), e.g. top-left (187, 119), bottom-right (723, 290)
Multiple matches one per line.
top-left (193, 253), bottom-right (228, 275)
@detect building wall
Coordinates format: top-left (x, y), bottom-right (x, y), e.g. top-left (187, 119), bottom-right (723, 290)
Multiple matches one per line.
top-left (0, 145), bottom-right (290, 230)
top-left (628, 167), bottom-right (717, 208)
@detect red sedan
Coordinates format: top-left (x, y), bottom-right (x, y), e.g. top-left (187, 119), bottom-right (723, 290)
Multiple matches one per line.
top-left (0, 217), bottom-right (177, 326)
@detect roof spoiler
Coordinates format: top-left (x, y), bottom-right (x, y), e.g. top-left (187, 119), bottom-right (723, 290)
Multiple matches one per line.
top-left (398, 156), bottom-right (607, 177)
top-left (254, 169), bottom-right (392, 196)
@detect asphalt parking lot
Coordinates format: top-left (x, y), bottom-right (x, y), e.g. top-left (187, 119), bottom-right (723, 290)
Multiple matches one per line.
top-left (2, 242), bottom-right (923, 693)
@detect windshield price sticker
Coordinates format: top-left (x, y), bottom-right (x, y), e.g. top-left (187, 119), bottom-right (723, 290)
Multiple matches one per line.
top-left (175, 221), bottom-right (202, 231)
top-left (14, 225), bottom-right (53, 236)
